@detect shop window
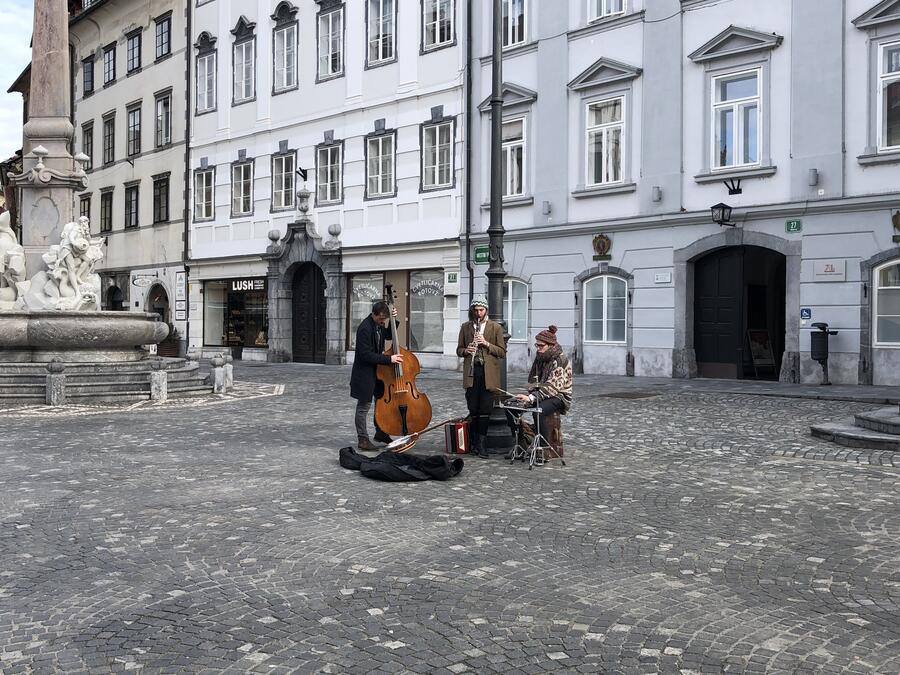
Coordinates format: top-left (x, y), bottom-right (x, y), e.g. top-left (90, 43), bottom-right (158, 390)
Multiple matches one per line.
top-left (409, 270), bottom-right (444, 352)
top-left (875, 261), bottom-right (900, 345)
top-left (203, 278), bottom-right (268, 348)
top-left (503, 279), bottom-right (528, 340)
top-left (583, 275), bottom-right (626, 343)
top-left (348, 272), bottom-right (385, 349)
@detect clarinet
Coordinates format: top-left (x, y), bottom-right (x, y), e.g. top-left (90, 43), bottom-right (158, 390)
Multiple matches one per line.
top-left (468, 320), bottom-right (483, 378)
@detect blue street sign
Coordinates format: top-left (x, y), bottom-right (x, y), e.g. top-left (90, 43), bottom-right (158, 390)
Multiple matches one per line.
top-left (800, 308), bottom-right (812, 320)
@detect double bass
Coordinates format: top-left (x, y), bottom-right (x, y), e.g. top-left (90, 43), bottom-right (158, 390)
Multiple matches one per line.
top-left (374, 283), bottom-right (433, 437)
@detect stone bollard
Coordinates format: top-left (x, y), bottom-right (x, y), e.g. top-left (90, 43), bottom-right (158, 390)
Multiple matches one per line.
top-left (149, 359), bottom-right (168, 402)
top-left (224, 354), bottom-right (234, 391)
top-left (186, 347), bottom-right (200, 362)
top-left (45, 359), bottom-right (66, 406)
top-left (211, 354), bottom-right (226, 394)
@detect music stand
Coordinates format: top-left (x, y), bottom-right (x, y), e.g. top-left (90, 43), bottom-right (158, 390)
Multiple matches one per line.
top-left (499, 399), bottom-right (565, 469)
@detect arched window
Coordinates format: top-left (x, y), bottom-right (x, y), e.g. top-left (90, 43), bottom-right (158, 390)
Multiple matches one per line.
top-left (875, 261), bottom-right (900, 345)
top-left (583, 275), bottom-right (626, 343)
top-left (503, 279), bottom-right (528, 341)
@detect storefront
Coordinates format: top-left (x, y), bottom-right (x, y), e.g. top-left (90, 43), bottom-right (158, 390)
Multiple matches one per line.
top-left (202, 277), bottom-right (268, 360)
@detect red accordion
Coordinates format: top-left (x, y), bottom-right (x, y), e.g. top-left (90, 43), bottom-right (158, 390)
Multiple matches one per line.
top-left (444, 419), bottom-right (470, 454)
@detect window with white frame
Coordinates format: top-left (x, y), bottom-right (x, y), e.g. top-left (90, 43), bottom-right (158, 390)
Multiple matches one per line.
top-left (194, 168), bottom-right (215, 220)
top-left (586, 97), bottom-right (623, 185)
top-left (501, 118), bottom-right (525, 197)
top-left (233, 39), bottom-right (255, 103)
top-left (126, 105), bottom-right (141, 157)
top-left (82, 123), bottom-right (93, 171)
top-left (422, 120), bottom-right (453, 189)
top-left (155, 93), bottom-right (171, 147)
top-left (583, 275), bottom-right (627, 343)
top-left (368, 0), bottom-right (395, 65)
top-left (712, 69), bottom-right (760, 169)
top-left (502, 0), bottom-right (525, 48)
top-left (366, 133), bottom-right (395, 198)
top-left (272, 153), bottom-right (295, 210)
top-left (503, 279), bottom-right (528, 340)
top-left (231, 162), bottom-right (254, 216)
top-left (423, 0), bottom-right (454, 50)
top-left (879, 41), bottom-right (900, 150)
top-left (318, 8), bottom-right (344, 79)
top-left (317, 143), bottom-right (342, 203)
top-left (273, 24), bottom-right (297, 92)
top-left (875, 261), bottom-right (900, 344)
top-left (196, 52), bottom-right (216, 112)
top-left (589, 0), bottom-right (625, 21)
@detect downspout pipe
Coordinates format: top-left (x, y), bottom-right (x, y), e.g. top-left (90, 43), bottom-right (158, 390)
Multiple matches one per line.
top-left (464, 0), bottom-right (474, 306)
top-left (182, 0), bottom-right (192, 355)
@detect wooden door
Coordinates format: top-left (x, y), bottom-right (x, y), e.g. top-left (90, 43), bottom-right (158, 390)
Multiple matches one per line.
top-left (694, 247), bottom-right (743, 378)
top-left (292, 264), bottom-right (327, 363)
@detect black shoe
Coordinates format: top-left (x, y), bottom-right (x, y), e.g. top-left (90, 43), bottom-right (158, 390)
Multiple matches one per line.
top-left (374, 430), bottom-right (393, 444)
top-left (358, 437), bottom-right (379, 451)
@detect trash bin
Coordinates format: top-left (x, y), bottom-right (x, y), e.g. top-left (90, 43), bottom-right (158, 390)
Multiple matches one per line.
top-left (811, 322), bottom-right (838, 385)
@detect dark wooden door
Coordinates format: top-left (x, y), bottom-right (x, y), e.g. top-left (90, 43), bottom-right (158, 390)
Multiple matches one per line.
top-left (694, 247), bottom-right (743, 378)
top-left (292, 264), bottom-right (327, 363)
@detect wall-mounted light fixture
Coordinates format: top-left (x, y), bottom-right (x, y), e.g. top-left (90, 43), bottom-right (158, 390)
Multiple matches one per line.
top-left (711, 202), bottom-right (735, 227)
top-left (808, 168), bottom-right (819, 186)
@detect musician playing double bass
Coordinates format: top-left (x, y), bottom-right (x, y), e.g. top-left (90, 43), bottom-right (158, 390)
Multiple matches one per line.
top-left (456, 295), bottom-right (506, 457)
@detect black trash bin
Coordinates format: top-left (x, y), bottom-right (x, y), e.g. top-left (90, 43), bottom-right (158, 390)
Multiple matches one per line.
top-left (811, 322), bottom-right (838, 385)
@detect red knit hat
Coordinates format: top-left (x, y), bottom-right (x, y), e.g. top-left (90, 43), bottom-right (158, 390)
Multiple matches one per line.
top-left (535, 325), bottom-right (558, 345)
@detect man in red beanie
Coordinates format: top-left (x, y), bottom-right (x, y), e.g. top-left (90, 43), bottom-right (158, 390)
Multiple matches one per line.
top-left (513, 325), bottom-right (573, 434)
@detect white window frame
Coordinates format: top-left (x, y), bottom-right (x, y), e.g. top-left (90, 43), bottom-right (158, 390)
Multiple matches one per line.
top-left (317, 143), bottom-right (342, 204)
top-left (423, 0), bottom-right (454, 51)
top-left (233, 39), bottom-right (255, 104)
top-left (874, 260), bottom-right (900, 346)
top-left (501, 117), bottom-right (526, 198)
top-left (272, 153), bottom-right (296, 211)
top-left (422, 120), bottom-right (454, 190)
top-left (583, 275), bottom-right (627, 344)
top-left (318, 8), bottom-right (344, 79)
top-left (194, 168), bottom-right (215, 221)
top-left (878, 40), bottom-right (900, 152)
top-left (501, 0), bottom-right (526, 48)
top-left (585, 96), bottom-right (625, 186)
top-left (231, 162), bottom-right (254, 216)
top-left (366, 133), bottom-right (396, 198)
top-left (503, 278), bottom-right (529, 342)
top-left (711, 68), bottom-right (762, 170)
top-left (155, 94), bottom-right (171, 148)
top-left (196, 53), bottom-right (216, 113)
top-left (589, 0), bottom-right (625, 21)
top-left (273, 23), bottom-right (297, 92)
top-left (368, 0), bottom-right (395, 65)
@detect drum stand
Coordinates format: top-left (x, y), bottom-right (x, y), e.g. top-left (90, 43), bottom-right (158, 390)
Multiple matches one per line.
top-left (501, 400), bottom-right (566, 469)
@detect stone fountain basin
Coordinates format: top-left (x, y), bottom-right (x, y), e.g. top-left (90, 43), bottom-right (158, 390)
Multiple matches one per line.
top-left (0, 311), bottom-right (169, 362)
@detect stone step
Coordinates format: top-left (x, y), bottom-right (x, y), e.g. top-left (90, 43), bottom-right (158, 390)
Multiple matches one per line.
top-left (854, 408), bottom-right (900, 436)
top-left (810, 421), bottom-right (900, 452)
top-left (0, 358), bottom-right (191, 375)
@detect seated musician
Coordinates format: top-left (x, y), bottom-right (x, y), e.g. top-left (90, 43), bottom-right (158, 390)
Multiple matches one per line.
top-left (511, 325), bottom-right (573, 434)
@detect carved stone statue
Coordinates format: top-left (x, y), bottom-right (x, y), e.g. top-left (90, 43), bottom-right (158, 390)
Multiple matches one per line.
top-left (0, 211), bottom-right (26, 310)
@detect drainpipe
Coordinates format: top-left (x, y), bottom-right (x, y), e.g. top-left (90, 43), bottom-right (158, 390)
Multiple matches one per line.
top-left (182, 0), bottom-right (192, 355)
top-left (464, 0), bottom-right (474, 306)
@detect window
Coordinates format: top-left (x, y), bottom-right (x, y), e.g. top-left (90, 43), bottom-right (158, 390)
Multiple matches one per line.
top-left (155, 15), bottom-right (171, 59)
top-left (155, 93), bottom-right (171, 147)
top-left (126, 31), bottom-right (141, 72)
top-left (409, 270), bottom-right (444, 353)
top-left (100, 191), bottom-right (113, 232)
top-left (368, 0), bottom-right (395, 65)
top-left (272, 153), bottom-right (295, 210)
top-left (712, 69), bottom-right (760, 169)
top-left (366, 133), bottom-right (395, 198)
top-left (232, 161), bottom-right (254, 216)
top-left (194, 168), bottom-right (215, 220)
top-left (318, 8), bottom-right (343, 79)
top-left (82, 58), bottom-right (94, 95)
top-left (586, 97), bottom-right (623, 185)
top-left (879, 41), bottom-right (900, 150)
top-left (273, 24), bottom-right (297, 92)
top-left (102, 117), bottom-right (115, 165)
top-left (82, 123), bottom-right (93, 171)
top-left (503, 279), bottom-right (528, 340)
top-left (203, 279), bottom-right (268, 348)
top-left (317, 143), bottom-right (342, 204)
top-left (584, 276), bottom-right (627, 343)
top-left (197, 52), bottom-right (216, 112)
top-left (233, 39), bottom-right (255, 103)
top-left (423, 0), bottom-right (453, 50)
top-left (422, 120), bottom-right (453, 189)
top-left (79, 195), bottom-right (91, 221)
top-left (502, 0), bottom-right (525, 48)
top-left (501, 118), bottom-right (525, 197)
top-left (124, 184), bottom-right (139, 228)
top-left (103, 44), bottom-right (116, 84)
top-left (589, 0), bottom-right (625, 21)
top-left (127, 106), bottom-right (141, 156)
top-left (152, 174), bottom-right (169, 223)
top-left (875, 262), bottom-right (900, 344)
top-left (348, 272), bottom-right (384, 349)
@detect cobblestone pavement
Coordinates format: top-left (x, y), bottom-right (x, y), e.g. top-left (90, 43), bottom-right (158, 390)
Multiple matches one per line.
top-left (1, 363), bottom-right (899, 674)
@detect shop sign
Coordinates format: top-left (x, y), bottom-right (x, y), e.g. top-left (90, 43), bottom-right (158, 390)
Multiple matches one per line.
top-left (411, 278), bottom-right (444, 296)
top-left (653, 272), bottom-right (672, 284)
top-left (474, 245), bottom-right (489, 265)
top-left (132, 275), bottom-right (155, 287)
top-left (175, 310), bottom-right (186, 321)
top-left (175, 300), bottom-right (186, 311)
top-left (175, 271), bottom-right (187, 300)
top-left (785, 219), bottom-right (802, 233)
top-left (231, 278), bottom-right (266, 292)
top-left (813, 259), bottom-right (846, 282)
top-left (352, 283), bottom-right (382, 300)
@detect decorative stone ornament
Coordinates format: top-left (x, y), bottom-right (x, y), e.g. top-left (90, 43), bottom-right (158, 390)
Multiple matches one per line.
top-left (592, 234), bottom-right (612, 261)
top-left (10, 145), bottom-right (88, 191)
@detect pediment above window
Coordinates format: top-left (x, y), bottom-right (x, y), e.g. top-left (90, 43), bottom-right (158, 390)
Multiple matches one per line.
top-left (477, 83), bottom-right (538, 112)
top-left (194, 31), bottom-right (217, 55)
top-left (271, 1), bottom-right (299, 25)
top-left (231, 16), bottom-right (256, 42)
top-left (315, 0), bottom-right (343, 11)
top-left (688, 25), bottom-right (783, 63)
top-left (568, 57), bottom-right (642, 92)
top-left (853, 0), bottom-right (900, 28)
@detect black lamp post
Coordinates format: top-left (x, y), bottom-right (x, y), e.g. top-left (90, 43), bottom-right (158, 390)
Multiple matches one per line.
top-left (711, 202), bottom-right (735, 227)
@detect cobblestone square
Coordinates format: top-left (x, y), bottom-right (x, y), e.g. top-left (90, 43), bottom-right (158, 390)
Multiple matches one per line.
top-left (1, 363), bottom-right (899, 674)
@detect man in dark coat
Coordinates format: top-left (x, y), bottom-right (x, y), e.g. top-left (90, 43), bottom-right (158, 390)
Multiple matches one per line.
top-left (351, 300), bottom-right (402, 450)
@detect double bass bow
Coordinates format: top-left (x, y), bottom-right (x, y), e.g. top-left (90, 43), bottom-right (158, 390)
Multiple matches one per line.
top-left (374, 283), bottom-right (433, 437)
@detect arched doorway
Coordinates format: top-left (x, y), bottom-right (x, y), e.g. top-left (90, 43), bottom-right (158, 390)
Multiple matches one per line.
top-left (106, 285), bottom-right (124, 311)
top-left (291, 263), bottom-right (327, 363)
top-left (694, 245), bottom-right (786, 379)
top-left (147, 284), bottom-right (170, 323)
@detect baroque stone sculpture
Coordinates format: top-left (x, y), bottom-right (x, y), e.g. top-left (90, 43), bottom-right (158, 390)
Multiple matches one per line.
top-left (0, 211), bottom-right (26, 310)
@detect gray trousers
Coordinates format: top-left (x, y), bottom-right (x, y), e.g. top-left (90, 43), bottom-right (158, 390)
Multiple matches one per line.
top-left (355, 398), bottom-right (386, 440)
